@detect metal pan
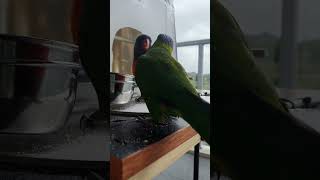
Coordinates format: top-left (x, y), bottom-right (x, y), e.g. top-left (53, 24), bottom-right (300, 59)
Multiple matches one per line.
top-left (110, 72), bottom-right (137, 107)
top-left (0, 34), bottom-right (81, 134)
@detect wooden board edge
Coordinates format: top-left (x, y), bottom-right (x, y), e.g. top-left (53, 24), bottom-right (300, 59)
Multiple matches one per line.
top-left (122, 126), bottom-right (198, 179)
top-left (129, 134), bottom-right (201, 180)
top-left (110, 155), bottom-right (123, 180)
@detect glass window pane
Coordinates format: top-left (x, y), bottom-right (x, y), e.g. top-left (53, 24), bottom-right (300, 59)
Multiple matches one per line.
top-left (220, 0), bottom-right (282, 87)
top-left (297, 0), bottom-right (320, 89)
top-left (177, 46), bottom-right (198, 88)
top-left (203, 44), bottom-right (210, 90)
top-left (112, 27), bottom-right (141, 75)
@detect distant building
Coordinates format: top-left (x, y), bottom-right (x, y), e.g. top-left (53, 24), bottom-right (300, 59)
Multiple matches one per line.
top-left (245, 32), bottom-right (279, 63)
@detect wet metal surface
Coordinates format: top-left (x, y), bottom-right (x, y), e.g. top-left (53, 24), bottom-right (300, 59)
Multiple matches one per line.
top-left (110, 99), bottom-right (149, 114)
top-left (0, 83), bottom-right (109, 167)
top-left (0, 34), bottom-right (81, 134)
top-left (110, 72), bottom-right (135, 106)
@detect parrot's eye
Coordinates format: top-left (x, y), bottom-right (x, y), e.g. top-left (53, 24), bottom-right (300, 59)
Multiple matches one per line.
top-left (157, 34), bottom-right (173, 48)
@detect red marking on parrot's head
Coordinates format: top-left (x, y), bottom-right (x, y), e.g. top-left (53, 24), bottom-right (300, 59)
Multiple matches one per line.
top-left (132, 34), bottom-right (152, 75)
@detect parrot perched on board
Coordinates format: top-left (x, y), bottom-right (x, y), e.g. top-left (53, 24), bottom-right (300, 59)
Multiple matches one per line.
top-left (72, 0), bottom-right (107, 121)
top-left (133, 34), bottom-right (210, 144)
top-left (213, 0), bottom-right (320, 179)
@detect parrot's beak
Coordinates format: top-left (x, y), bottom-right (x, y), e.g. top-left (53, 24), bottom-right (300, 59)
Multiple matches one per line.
top-left (143, 39), bottom-right (151, 51)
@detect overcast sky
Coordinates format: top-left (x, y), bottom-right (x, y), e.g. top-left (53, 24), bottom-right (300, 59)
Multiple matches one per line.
top-left (174, 0), bottom-right (210, 74)
top-left (172, 0), bottom-right (320, 74)
top-left (220, 0), bottom-right (320, 41)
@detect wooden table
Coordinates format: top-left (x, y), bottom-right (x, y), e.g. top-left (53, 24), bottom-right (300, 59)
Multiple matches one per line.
top-left (110, 114), bottom-right (201, 180)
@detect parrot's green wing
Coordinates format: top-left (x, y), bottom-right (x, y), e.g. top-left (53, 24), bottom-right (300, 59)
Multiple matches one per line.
top-left (136, 48), bottom-right (197, 102)
top-left (213, 0), bottom-right (287, 113)
top-left (135, 47), bottom-right (210, 143)
top-left (171, 56), bottom-right (195, 82)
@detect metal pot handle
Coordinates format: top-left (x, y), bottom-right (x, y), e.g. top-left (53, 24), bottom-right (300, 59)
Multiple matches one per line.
top-left (64, 72), bottom-right (78, 106)
top-left (131, 82), bottom-right (141, 99)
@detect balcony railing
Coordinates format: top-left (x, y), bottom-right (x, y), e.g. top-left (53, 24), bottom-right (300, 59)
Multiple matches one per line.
top-left (176, 39), bottom-right (210, 90)
top-left (177, 39), bottom-right (211, 157)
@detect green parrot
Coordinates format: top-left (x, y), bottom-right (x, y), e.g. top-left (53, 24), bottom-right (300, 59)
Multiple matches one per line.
top-left (213, 0), bottom-right (320, 179)
top-left (133, 34), bottom-right (210, 144)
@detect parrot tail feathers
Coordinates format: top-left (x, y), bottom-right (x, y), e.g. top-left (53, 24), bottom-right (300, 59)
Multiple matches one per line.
top-left (177, 90), bottom-right (211, 144)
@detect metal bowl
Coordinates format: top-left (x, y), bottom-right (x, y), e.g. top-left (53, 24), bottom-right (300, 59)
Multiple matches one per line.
top-left (0, 34), bottom-right (81, 134)
top-left (110, 72), bottom-right (136, 107)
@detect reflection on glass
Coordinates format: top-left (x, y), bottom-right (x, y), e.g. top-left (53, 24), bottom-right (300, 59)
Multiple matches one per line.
top-left (297, 0), bottom-right (320, 89)
top-left (203, 44), bottom-right (210, 90)
top-left (221, 0), bottom-right (282, 87)
top-left (177, 46), bottom-right (198, 88)
top-left (112, 27), bottom-right (142, 75)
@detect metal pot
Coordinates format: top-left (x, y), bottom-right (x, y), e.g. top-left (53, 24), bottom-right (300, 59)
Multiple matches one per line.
top-left (0, 34), bottom-right (81, 134)
top-left (110, 72), bottom-right (137, 107)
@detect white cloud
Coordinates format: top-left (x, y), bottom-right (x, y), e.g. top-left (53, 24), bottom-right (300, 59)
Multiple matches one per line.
top-left (174, 0), bottom-right (210, 74)
top-left (174, 0), bottom-right (210, 42)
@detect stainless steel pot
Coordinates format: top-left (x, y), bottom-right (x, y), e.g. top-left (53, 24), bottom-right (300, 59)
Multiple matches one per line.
top-left (0, 34), bottom-right (81, 134)
top-left (110, 72), bottom-right (136, 107)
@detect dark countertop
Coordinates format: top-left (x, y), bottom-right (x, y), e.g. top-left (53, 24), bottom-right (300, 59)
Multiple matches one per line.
top-left (0, 83), bottom-right (109, 169)
top-left (290, 109), bottom-right (320, 132)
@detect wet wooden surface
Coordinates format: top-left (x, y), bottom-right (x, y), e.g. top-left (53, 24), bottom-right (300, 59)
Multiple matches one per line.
top-left (110, 114), bottom-right (200, 180)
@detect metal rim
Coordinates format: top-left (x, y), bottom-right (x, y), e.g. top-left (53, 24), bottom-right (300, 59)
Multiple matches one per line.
top-left (0, 34), bottom-right (80, 65)
top-left (0, 33), bottom-right (78, 50)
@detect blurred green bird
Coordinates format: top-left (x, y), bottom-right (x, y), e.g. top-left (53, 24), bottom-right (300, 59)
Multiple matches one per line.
top-left (213, 0), bottom-right (320, 179)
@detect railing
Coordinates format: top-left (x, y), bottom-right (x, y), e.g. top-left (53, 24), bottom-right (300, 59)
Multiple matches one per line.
top-left (176, 39), bottom-right (210, 90)
top-left (177, 39), bottom-right (211, 157)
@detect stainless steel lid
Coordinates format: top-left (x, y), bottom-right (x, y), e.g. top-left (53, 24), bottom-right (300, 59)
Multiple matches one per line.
top-left (0, 35), bottom-right (81, 134)
top-left (0, 34), bottom-right (80, 66)
top-left (110, 72), bottom-right (136, 107)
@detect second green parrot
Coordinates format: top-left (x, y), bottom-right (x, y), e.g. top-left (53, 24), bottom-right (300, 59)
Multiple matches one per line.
top-left (133, 34), bottom-right (211, 144)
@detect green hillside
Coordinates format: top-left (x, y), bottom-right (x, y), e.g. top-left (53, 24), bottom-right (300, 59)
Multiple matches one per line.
top-left (187, 72), bottom-right (210, 90)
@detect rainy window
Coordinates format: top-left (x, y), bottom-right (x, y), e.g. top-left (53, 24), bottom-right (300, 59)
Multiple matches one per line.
top-left (112, 27), bottom-right (142, 75)
top-left (174, 0), bottom-right (210, 91)
top-left (220, 0), bottom-right (282, 87)
top-left (221, 1), bottom-right (320, 91)
top-left (297, 0), bottom-right (320, 90)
